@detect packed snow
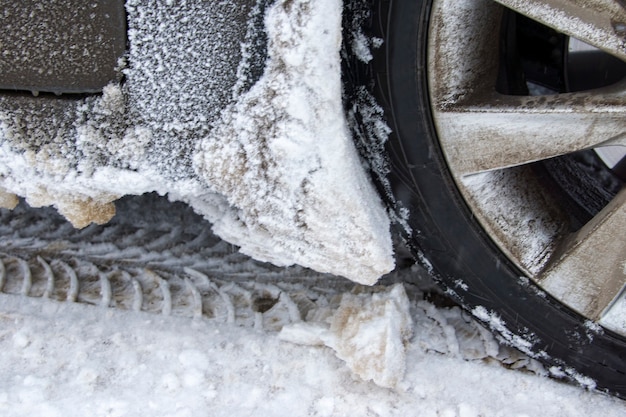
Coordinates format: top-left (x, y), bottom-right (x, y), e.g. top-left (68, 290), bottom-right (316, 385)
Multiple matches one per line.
top-left (0, 194), bottom-right (624, 415)
top-left (279, 284), bottom-right (413, 388)
top-left (0, 0), bottom-right (393, 285)
top-left (0, 272), bottom-right (624, 417)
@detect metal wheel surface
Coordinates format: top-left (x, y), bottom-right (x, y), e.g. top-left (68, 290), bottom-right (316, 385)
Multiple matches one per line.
top-left (429, 0), bottom-right (626, 335)
top-left (362, 0), bottom-right (626, 397)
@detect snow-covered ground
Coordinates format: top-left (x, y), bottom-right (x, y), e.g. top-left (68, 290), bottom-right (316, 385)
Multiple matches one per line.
top-left (0, 276), bottom-right (624, 417)
top-left (0, 194), bottom-right (623, 415)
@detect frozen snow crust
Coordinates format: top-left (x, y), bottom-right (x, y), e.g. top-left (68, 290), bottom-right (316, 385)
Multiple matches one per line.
top-left (0, 0), bottom-right (394, 285)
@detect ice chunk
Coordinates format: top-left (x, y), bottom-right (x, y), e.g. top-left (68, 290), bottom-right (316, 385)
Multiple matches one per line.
top-left (280, 284), bottom-right (413, 388)
top-left (326, 284), bottom-right (413, 388)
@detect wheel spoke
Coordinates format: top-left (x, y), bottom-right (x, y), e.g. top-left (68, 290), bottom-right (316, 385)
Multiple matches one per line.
top-left (494, 0), bottom-right (626, 61)
top-left (430, 0), bottom-right (626, 330)
top-left (613, 154), bottom-right (626, 181)
top-left (428, 0), bottom-right (503, 108)
top-left (539, 188), bottom-right (626, 320)
top-left (433, 87), bottom-right (626, 175)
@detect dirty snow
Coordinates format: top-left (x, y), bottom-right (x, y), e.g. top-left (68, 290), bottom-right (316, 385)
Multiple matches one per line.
top-left (279, 283), bottom-right (413, 388)
top-left (0, 0), bottom-right (393, 284)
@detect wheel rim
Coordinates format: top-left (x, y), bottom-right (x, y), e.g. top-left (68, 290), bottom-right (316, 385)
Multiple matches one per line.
top-left (428, 0), bottom-right (626, 335)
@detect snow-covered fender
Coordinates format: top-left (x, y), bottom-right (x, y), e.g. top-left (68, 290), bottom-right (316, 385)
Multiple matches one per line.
top-left (0, 0), bottom-right (394, 284)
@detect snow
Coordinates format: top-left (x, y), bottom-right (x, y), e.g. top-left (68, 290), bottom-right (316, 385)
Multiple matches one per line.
top-left (280, 283), bottom-right (413, 388)
top-left (471, 306), bottom-right (544, 359)
top-left (0, 195), bottom-right (623, 415)
top-left (1, 1), bottom-right (625, 414)
top-left (0, 280), bottom-right (624, 417)
top-left (193, 0), bottom-right (394, 284)
top-left (0, 0), bottom-right (394, 285)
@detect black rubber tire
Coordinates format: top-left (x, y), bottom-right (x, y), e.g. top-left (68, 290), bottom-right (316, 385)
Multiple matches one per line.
top-left (365, 0), bottom-right (626, 397)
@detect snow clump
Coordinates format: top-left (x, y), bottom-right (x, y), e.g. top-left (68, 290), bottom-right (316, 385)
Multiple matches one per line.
top-left (280, 283), bottom-right (413, 388)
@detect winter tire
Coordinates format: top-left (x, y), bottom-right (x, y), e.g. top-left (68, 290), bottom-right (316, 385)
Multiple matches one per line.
top-left (365, 0), bottom-right (626, 397)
